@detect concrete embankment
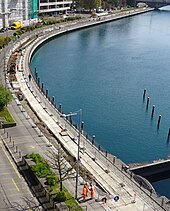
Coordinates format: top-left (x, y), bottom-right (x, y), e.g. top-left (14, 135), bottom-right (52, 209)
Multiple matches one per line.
top-left (4, 7), bottom-right (170, 211)
top-left (130, 159), bottom-right (170, 178)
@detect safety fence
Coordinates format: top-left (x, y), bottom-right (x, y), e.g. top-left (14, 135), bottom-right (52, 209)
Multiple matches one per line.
top-left (2, 12), bottom-right (170, 211)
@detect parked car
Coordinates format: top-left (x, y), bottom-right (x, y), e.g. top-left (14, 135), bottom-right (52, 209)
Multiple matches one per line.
top-left (0, 27), bottom-right (8, 33)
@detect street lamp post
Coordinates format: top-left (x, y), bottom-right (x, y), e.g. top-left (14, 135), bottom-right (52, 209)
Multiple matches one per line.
top-left (61, 109), bottom-right (83, 199)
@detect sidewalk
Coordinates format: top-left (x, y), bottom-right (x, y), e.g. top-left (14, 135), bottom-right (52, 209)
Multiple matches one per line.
top-left (1, 97), bottom-right (110, 211)
top-left (9, 31), bottom-right (161, 211)
top-left (2, 8), bottom-right (168, 211)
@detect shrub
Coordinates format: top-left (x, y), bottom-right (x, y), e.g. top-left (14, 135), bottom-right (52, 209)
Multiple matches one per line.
top-left (46, 175), bottom-right (58, 186)
top-left (31, 162), bottom-right (52, 178)
top-left (55, 191), bottom-right (66, 202)
top-left (26, 152), bottom-right (45, 163)
top-left (0, 85), bottom-right (12, 111)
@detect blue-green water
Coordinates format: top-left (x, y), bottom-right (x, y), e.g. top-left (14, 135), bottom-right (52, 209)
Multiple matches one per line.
top-left (31, 9), bottom-right (170, 198)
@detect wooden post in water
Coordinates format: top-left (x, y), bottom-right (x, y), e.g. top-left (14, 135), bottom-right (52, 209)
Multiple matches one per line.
top-left (146, 97), bottom-right (150, 109)
top-left (167, 128), bottom-right (170, 140)
top-left (151, 105), bottom-right (155, 118)
top-left (157, 115), bottom-right (161, 128)
top-left (143, 89), bottom-right (146, 99)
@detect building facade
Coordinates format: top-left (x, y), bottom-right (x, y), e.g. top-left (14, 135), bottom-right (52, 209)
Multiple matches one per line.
top-left (38, 0), bottom-right (73, 16)
top-left (0, 0), bottom-right (28, 28)
top-left (0, 0), bottom-right (73, 29)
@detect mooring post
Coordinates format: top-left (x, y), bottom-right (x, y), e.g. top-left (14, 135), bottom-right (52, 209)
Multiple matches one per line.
top-left (41, 82), bottom-right (44, 93)
top-left (46, 89), bottom-right (48, 98)
top-left (151, 105), bottom-right (155, 118)
top-left (52, 96), bottom-right (55, 105)
top-left (35, 72), bottom-right (38, 82)
top-left (167, 128), bottom-right (170, 140)
top-left (143, 89), bottom-right (146, 99)
top-left (146, 97), bottom-right (150, 109)
top-left (59, 104), bottom-right (62, 113)
top-left (157, 115), bottom-right (161, 128)
top-left (38, 77), bottom-right (40, 87)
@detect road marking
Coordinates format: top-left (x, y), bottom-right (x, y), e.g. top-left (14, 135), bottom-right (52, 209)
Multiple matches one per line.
top-left (12, 178), bottom-right (20, 192)
top-left (0, 143), bottom-right (21, 178)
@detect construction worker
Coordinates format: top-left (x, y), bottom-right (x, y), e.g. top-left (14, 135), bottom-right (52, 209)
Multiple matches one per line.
top-left (84, 182), bottom-right (89, 196)
top-left (89, 183), bottom-right (95, 199)
top-left (82, 185), bottom-right (87, 201)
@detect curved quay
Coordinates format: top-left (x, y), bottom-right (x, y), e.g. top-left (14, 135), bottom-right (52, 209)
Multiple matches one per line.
top-left (5, 7), bottom-right (169, 211)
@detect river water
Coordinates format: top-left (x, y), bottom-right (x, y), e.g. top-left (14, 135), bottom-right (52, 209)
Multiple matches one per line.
top-left (31, 9), bottom-right (170, 198)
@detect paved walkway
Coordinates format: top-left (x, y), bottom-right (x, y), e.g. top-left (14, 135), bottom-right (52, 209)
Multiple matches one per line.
top-left (1, 8), bottom-right (169, 211)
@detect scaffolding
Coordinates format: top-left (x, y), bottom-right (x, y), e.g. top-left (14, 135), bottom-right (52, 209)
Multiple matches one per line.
top-left (0, 0), bottom-right (29, 28)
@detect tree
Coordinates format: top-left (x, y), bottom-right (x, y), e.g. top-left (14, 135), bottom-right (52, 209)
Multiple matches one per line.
top-left (77, 0), bottom-right (101, 11)
top-left (47, 144), bottom-right (76, 192)
top-left (0, 85), bottom-right (12, 111)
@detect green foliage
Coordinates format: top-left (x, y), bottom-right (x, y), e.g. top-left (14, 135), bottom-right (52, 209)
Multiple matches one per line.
top-left (54, 191), bottom-right (66, 202)
top-left (0, 85), bottom-right (12, 111)
top-left (77, 0), bottom-right (100, 10)
top-left (26, 153), bottom-right (82, 210)
top-left (0, 107), bottom-right (15, 124)
top-left (26, 153), bottom-right (52, 177)
top-left (0, 36), bottom-right (6, 48)
top-left (26, 152), bottom-right (45, 163)
top-left (31, 162), bottom-right (52, 177)
top-left (46, 175), bottom-right (58, 186)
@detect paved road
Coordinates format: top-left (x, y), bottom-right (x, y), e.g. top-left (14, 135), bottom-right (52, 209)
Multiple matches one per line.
top-left (0, 139), bottom-right (40, 210)
top-left (1, 7), bottom-right (169, 211)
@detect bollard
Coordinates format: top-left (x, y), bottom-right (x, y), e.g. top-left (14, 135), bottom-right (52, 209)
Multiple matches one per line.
top-left (146, 97), bottom-right (150, 109)
top-left (19, 151), bottom-right (21, 158)
top-left (41, 82), bottom-right (44, 92)
top-left (9, 136), bottom-right (11, 142)
top-left (15, 146), bottom-right (18, 153)
top-left (113, 156), bottom-right (115, 164)
top-left (161, 197), bottom-right (164, 207)
top-left (105, 151), bottom-right (107, 157)
top-left (46, 89), bottom-right (48, 98)
top-left (59, 104), bottom-right (62, 113)
top-left (52, 96), bottom-right (55, 105)
top-left (151, 105), bottom-right (155, 118)
top-left (157, 115), bottom-right (161, 128)
top-left (92, 135), bottom-right (95, 145)
top-left (12, 141), bottom-right (14, 148)
top-left (37, 77), bottom-right (40, 87)
top-left (81, 121), bottom-right (84, 132)
top-left (143, 89), bottom-right (146, 99)
top-left (7, 132), bottom-right (8, 138)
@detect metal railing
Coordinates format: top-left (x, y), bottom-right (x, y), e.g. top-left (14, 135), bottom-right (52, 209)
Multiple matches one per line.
top-left (3, 10), bottom-right (170, 211)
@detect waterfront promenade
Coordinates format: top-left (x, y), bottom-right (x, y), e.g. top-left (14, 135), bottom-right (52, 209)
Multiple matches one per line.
top-left (2, 7), bottom-right (170, 211)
